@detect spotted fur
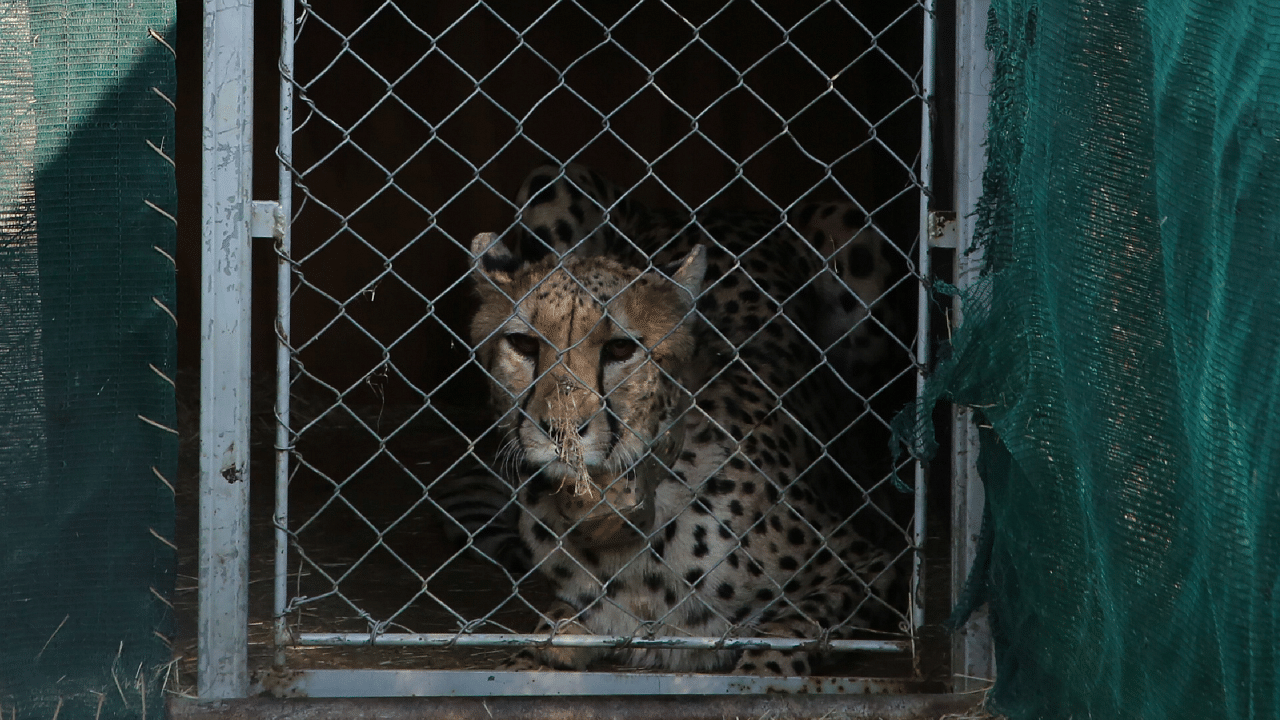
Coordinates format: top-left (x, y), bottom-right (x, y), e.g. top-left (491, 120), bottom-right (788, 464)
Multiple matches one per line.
top-left (446, 164), bottom-right (910, 675)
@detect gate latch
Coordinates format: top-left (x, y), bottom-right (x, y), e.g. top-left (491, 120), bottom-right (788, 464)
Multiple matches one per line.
top-left (928, 210), bottom-right (957, 249)
top-left (251, 200), bottom-right (284, 240)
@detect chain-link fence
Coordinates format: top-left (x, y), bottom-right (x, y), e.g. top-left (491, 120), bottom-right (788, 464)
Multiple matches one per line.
top-left (269, 0), bottom-right (935, 686)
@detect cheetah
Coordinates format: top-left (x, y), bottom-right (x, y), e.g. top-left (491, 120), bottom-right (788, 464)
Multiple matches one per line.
top-left (453, 164), bottom-right (910, 675)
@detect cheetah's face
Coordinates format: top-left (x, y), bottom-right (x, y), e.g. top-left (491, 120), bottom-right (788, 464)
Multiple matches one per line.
top-left (469, 233), bottom-right (705, 504)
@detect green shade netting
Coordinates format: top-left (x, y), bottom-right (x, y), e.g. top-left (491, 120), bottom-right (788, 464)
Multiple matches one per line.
top-left (0, 2), bottom-right (177, 718)
top-left (901, 0), bottom-right (1280, 718)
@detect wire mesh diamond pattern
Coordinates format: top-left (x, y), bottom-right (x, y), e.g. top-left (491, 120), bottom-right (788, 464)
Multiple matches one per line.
top-left (274, 0), bottom-right (932, 675)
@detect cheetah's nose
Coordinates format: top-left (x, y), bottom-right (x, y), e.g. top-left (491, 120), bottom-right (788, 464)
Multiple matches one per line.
top-left (539, 419), bottom-right (592, 437)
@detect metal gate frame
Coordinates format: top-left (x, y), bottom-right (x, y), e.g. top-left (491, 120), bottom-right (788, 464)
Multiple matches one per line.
top-left (198, 0), bottom-right (994, 701)
top-left (950, 0), bottom-right (996, 696)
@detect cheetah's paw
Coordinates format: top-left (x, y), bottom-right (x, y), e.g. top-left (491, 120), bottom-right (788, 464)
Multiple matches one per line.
top-left (733, 648), bottom-right (811, 677)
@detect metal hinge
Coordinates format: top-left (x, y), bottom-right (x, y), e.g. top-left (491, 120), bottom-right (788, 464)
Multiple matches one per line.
top-left (250, 200), bottom-right (284, 239)
top-left (928, 210), bottom-right (958, 249)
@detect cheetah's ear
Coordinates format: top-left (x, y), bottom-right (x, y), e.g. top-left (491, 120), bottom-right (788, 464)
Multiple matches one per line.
top-left (470, 232), bottom-right (523, 279)
top-left (659, 244), bottom-right (706, 301)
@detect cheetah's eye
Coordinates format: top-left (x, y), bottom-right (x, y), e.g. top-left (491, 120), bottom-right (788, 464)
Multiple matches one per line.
top-left (505, 332), bottom-right (540, 359)
top-left (602, 338), bottom-right (639, 363)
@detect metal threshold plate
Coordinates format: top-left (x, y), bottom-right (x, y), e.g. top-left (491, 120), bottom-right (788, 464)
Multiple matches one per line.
top-left (260, 669), bottom-right (916, 698)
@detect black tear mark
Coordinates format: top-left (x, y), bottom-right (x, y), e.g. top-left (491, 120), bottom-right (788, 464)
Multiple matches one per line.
top-left (222, 465), bottom-right (243, 483)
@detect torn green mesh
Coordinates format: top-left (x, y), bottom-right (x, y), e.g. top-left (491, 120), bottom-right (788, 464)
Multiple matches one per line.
top-left (899, 1), bottom-right (1280, 718)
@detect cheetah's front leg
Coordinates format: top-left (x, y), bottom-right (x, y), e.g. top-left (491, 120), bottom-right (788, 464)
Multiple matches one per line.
top-left (731, 583), bottom-right (866, 677)
top-left (734, 647), bottom-right (812, 676)
top-left (500, 600), bottom-right (608, 671)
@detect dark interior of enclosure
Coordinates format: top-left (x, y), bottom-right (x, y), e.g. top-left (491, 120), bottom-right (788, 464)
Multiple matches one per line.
top-left (284, 0), bottom-right (925, 405)
top-left (174, 0), bottom-right (956, 688)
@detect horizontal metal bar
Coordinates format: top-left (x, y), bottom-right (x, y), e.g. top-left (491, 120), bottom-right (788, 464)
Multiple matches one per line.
top-left (297, 632), bottom-right (910, 653)
top-left (257, 669), bottom-right (919, 697)
top-left (172, 692), bottom-right (980, 720)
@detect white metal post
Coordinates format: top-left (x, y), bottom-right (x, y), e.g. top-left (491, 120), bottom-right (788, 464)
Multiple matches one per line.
top-left (912, 0), bottom-right (938, 636)
top-left (200, 0), bottom-right (254, 699)
top-left (951, 0), bottom-right (995, 694)
top-left (273, 0), bottom-right (296, 665)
